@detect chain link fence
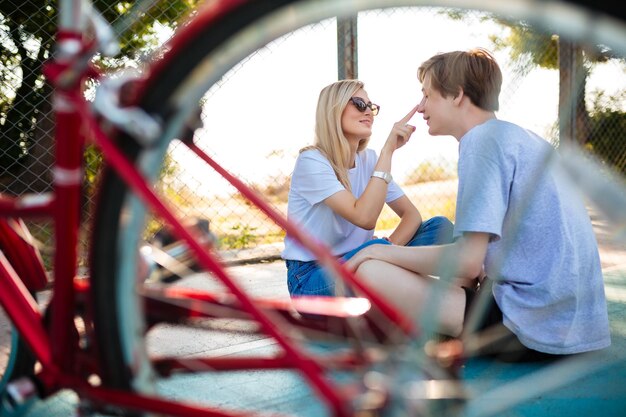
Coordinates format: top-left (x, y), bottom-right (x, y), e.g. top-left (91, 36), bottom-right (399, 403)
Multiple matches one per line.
top-left (1, 2), bottom-right (625, 267)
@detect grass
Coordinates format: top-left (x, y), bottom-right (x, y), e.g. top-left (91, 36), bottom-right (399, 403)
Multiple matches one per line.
top-left (208, 180), bottom-right (459, 250)
top-left (377, 196), bottom-right (457, 232)
top-left (19, 178), bottom-right (459, 269)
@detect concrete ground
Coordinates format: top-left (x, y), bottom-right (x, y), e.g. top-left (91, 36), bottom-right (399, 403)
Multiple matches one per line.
top-left (3, 206), bottom-right (626, 417)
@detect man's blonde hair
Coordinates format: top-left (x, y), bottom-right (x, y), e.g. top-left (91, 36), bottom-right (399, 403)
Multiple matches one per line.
top-left (418, 48), bottom-right (502, 111)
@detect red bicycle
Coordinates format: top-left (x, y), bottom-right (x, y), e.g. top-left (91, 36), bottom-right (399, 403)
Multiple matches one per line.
top-left (0, 1), bottom-right (624, 417)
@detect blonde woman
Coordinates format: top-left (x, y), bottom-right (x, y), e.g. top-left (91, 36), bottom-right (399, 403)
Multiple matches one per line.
top-left (282, 79), bottom-right (453, 298)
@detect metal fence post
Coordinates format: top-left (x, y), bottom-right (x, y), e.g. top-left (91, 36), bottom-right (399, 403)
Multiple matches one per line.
top-left (337, 16), bottom-right (358, 80)
top-left (558, 38), bottom-right (587, 145)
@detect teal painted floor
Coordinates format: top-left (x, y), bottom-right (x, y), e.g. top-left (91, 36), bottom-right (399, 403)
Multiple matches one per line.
top-left (3, 267), bottom-right (626, 417)
top-left (4, 204), bottom-right (626, 417)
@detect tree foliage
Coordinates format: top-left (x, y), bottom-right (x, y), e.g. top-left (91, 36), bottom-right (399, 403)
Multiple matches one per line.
top-left (489, 23), bottom-right (558, 75)
top-left (587, 91), bottom-right (626, 176)
top-left (487, 15), bottom-right (625, 166)
top-left (0, 0), bottom-right (200, 194)
top-left (444, 9), bottom-right (625, 166)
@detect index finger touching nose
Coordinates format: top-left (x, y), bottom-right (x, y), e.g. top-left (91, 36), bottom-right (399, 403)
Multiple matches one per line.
top-left (400, 103), bottom-right (420, 124)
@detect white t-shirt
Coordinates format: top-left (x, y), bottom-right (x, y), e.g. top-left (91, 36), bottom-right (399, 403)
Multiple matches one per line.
top-left (282, 148), bottom-right (404, 261)
top-left (455, 119), bottom-right (611, 354)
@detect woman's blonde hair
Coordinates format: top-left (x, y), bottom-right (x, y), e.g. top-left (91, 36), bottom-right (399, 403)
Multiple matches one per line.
top-left (301, 79), bottom-right (370, 191)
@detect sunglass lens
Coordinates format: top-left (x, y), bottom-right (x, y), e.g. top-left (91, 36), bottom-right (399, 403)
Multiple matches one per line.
top-left (350, 97), bottom-right (379, 115)
top-left (352, 98), bottom-right (367, 111)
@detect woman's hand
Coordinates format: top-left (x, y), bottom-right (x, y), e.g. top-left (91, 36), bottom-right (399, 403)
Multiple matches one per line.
top-left (382, 104), bottom-right (419, 153)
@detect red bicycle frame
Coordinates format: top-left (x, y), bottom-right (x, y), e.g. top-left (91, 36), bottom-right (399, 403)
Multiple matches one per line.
top-left (0, 1), bottom-right (416, 416)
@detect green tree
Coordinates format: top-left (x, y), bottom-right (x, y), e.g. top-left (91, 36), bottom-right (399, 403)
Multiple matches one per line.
top-left (489, 19), bottom-right (620, 145)
top-left (446, 10), bottom-right (623, 147)
top-left (0, 0), bottom-right (199, 195)
top-left (488, 17), bottom-right (625, 173)
top-left (587, 91), bottom-right (626, 176)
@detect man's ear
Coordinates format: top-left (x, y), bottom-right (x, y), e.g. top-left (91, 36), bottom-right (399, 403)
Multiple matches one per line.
top-left (453, 88), bottom-right (464, 106)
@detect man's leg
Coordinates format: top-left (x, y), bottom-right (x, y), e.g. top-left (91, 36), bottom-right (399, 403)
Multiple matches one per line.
top-left (406, 216), bottom-right (454, 246)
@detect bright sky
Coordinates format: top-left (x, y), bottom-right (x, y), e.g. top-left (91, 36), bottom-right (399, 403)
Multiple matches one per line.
top-left (172, 8), bottom-right (623, 197)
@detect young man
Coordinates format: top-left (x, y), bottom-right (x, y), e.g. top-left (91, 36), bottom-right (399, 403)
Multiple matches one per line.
top-left (346, 48), bottom-right (610, 361)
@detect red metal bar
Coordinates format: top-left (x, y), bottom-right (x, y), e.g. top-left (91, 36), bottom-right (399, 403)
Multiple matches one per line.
top-left (141, 286), bottom-right (386, 348)
top-left (0, 194), bottom-right (55, 218)
top-left (0, 252), bottom-right (55, 370)
top-left (0, 219), bottom-right (49, 291)
top-left (49, 89), bottom-right (84, 372)
top-left (141, 0), bottom-right (415, 336)
top-left (187, 143), bottom-right (415, 336)
top-left (80, 101), bottom-right (353, 417)
top-left (146, 286), bottom-right (369, 319)
top-left (152, 351), bottom-right (369, 375)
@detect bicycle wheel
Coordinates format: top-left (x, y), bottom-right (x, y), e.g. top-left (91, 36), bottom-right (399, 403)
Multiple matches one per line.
top-left (90, 1), bottom-right (347, 413)
top-left (89, 0), bottom-right (626, 416)
top-left (0, 312), bottom-right (35, 394)
top-left (0, 219), bottom-right (46, 393)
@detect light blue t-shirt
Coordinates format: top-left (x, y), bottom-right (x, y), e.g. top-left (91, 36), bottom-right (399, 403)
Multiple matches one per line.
top-left (455, 119), bottom-right (610, 354)
top-left (282, 148), bottom-right (404, 261)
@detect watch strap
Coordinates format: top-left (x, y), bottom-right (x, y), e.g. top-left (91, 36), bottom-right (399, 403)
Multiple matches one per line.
top-left (371, 171), bottom-right (392, 184)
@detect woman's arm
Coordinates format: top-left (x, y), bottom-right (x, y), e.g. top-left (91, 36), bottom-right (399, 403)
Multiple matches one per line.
top-left (324, 106), bottom-right (420, 229)
top-left (385, 195), bottom-right (422, 245)
top-left (323, 175), bottom-right (390, 230)
top-left (322, 146), bottom-right (399, 230)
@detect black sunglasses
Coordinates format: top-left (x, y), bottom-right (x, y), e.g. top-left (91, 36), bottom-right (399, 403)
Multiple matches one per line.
top-left (349, 97), bottom-right (380, 116)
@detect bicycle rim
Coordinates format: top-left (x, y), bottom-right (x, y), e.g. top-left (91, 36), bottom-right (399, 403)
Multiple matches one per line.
top-left (90, 0), bottom-right (345, 410)
top-left (0, 315), bottom-right (23, 392)
top-left (0, 220), bottom-right (42, 395)
top-left (90, 1), bottom-right (626, 416)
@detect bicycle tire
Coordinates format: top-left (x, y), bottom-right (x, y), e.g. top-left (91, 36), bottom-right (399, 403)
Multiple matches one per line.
top-left (89, 0), bottom-right (626, 416)
top-left (0, 219), bottom-right (45, 393)
top-left (0, 312), bottom-right (36, 393)
top-left (90, 0), bottom-right (305, 397)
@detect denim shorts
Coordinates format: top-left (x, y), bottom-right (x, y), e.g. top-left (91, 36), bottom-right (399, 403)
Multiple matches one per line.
top-left (286, 238), bottom-right (390, 297)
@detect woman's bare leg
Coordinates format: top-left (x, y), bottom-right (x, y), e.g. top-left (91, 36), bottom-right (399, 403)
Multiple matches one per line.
top-left (355, 259), bottom-right (466, 337)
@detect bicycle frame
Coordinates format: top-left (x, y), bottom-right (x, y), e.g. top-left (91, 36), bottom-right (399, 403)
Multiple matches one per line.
top-left (0, 1), bottom-right (417, 415)
top-left (6, 0), bottom-right (622, 415)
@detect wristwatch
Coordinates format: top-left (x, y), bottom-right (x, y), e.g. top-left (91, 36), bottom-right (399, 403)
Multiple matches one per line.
top-left (371, 171), bottom-right (393, 184)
